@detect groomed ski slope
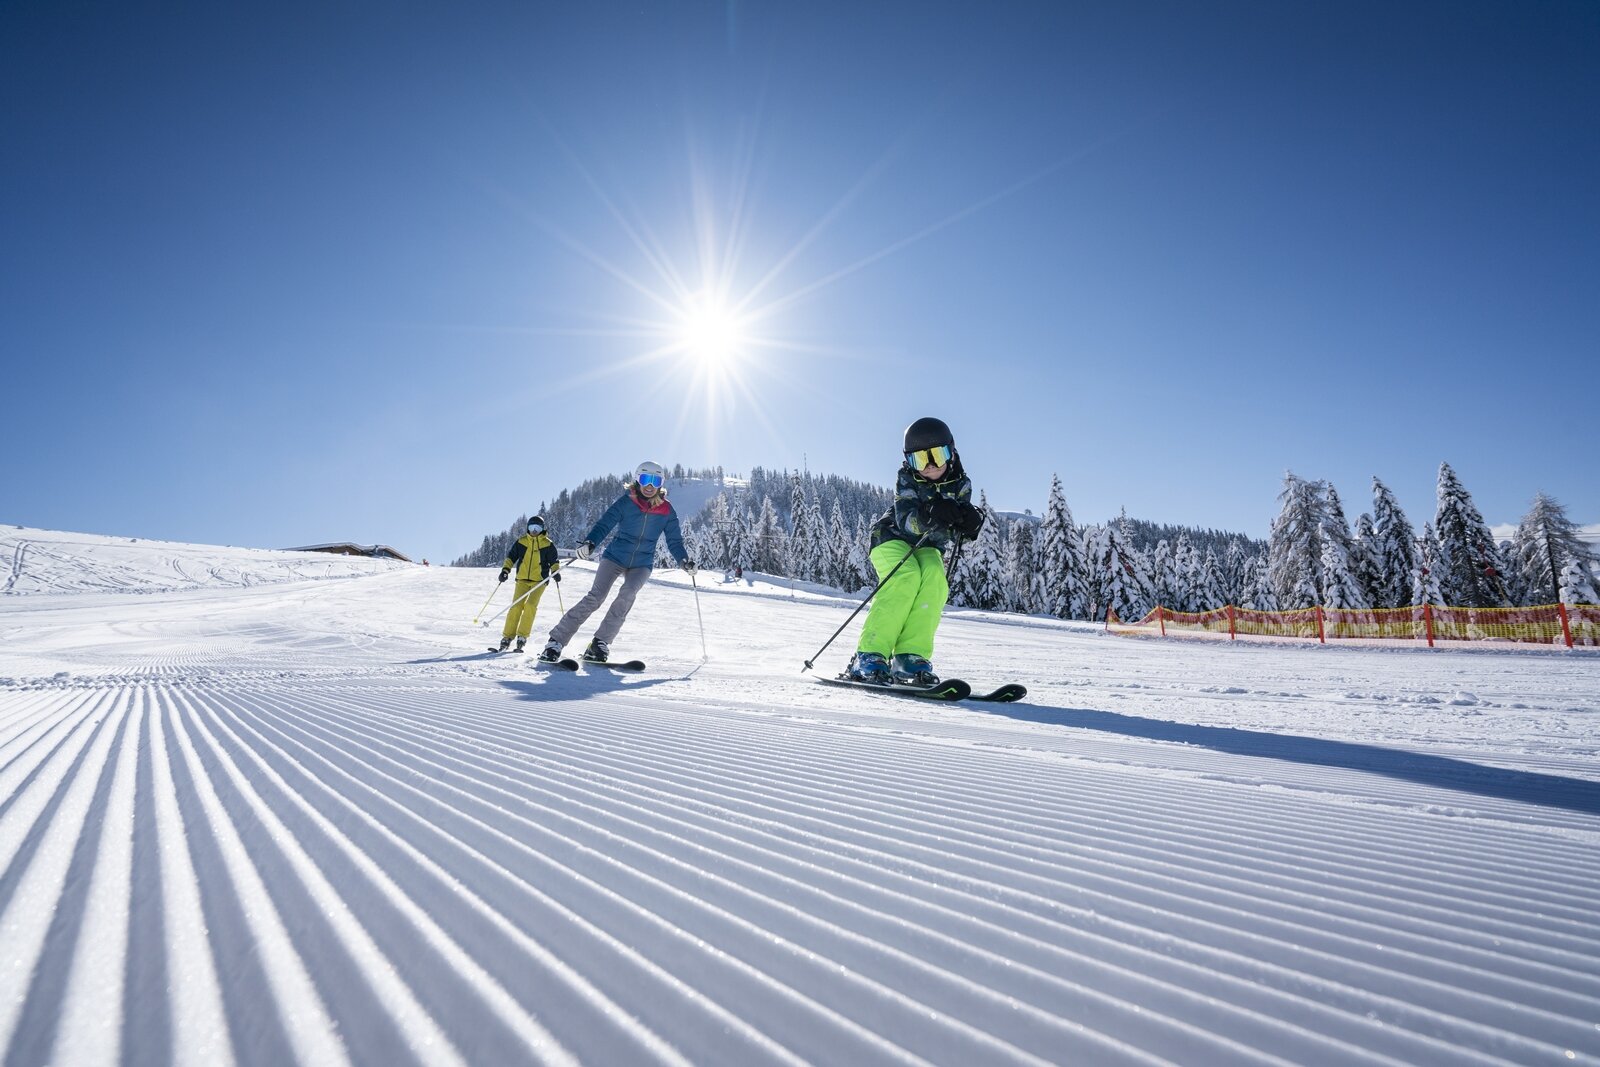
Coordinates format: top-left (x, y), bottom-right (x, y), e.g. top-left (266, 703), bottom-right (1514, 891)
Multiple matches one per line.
top-left (1, 528), bottom-right (1597, 1066)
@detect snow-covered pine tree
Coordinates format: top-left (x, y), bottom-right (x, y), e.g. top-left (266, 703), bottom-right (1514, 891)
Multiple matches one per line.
top-left (1079, 525), bottom-right (1108, 620)
top-left (950, 492), bottom-right (1006, 609)
top-left (1434, 462), bottom-right (1510, 607)
top-left (1242, 555), bottom-right (1278, 610)
top-left (1097, 512), bottom-right (1153, 621)
top-left (826, 498), bottom-right (854, 590)
top-left (1196, 546), bottom-right (1226, 611)
top-left (1148, 539), bottom-right (1175, 612)
top-left (1171, 533), bottom-right (1199, 613)
top-left (1412, 523), bottom-right (1446, 607)
top-left (1221, 538), bottom-right (1251, 607)
top-left (786, 476), bottom-right (811, 581)
top-left (752, 497), bottom-right (785, 574)
top-left (1267, 472), bottom-right (1325, 609)
top-left (1033, 475), bottom-right (1086, 619)
top-left (1351, 512), bottom-right (1385, 609)
top-left (1319, 483), bottom-right (1371, 610)
top-left (1370, 478), bottom-right (1418, 608)
top-left (732, 504), bottom-right (757, 576)
top-left (1002, 517), bottom-right (1037, 613)
top-left (1506, 492), bottom-right (1597, 606)
top-left (848, 515), bottom-right (873, 592)
top-left (799, 490), bottom-right (828, 583)
top-left (1560, 556), bottom-right (1600, 606)
top-left (701, 493), bottom-right (734, 571)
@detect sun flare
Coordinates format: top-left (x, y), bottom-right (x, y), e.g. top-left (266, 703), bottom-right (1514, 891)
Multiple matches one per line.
top-left (678, 295), bottom-right (747, 367)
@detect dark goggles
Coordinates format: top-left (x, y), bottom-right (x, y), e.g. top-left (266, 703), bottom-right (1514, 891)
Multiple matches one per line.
top-left (906, 444), bottom-right (953, 470)
top-left (637, 471), bottom-right (664, 489)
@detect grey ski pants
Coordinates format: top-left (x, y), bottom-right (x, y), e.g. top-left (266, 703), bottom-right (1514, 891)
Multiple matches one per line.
top-left (547, 558), bottom-right (652, 649)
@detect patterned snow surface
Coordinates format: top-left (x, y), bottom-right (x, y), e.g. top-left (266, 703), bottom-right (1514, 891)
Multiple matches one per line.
top-left (1, 529), bottom-right (1597, 1066)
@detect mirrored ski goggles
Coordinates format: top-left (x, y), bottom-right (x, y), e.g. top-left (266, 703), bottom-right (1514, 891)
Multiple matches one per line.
top-left (906, 445), bottom-right (953, 470)
top-left (527, 522), bottom-right (545, 534)
top-left (637, 472), bottom-right (664, 489)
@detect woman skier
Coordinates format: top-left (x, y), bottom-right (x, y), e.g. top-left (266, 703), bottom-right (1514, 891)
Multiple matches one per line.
top-left (539, 461), bottom-right (695, 663)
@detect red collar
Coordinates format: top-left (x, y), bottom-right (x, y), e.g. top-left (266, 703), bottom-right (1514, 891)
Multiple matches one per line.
top-left (631, 487), bottom-right (671, 515)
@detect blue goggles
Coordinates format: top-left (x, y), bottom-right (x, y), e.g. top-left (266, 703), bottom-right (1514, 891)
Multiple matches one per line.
top-left (637, 471), bottom-right (664, 489)
top-left (527, 521), bottom-right (545, 534)
top-left (906, 444), bottom-right (953, 470)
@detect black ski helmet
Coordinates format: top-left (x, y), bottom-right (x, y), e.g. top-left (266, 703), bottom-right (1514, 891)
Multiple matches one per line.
top-left (903, 416), bottom-right (954, 454)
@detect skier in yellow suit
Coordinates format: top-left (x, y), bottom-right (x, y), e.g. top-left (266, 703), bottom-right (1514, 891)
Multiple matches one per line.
top-left (497, 515), bottom-right (560, 652)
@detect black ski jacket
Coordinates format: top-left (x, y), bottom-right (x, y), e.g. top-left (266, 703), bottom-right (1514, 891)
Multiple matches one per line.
top-left (869, 455), bottom-right (984, 552)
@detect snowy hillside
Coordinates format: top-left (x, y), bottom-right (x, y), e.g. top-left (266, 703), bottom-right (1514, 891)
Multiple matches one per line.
top-left (1, 530), bottom-right (1597, 1065)
top-left (2, 525), bottom-right (407, 596)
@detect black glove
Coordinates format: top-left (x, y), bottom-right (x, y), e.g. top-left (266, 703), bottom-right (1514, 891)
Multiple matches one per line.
top-left (681, 559), bottom-right (697, 575)
top-left (927, 496), bottom-right (963, 530)
top-left (550, 570), bottom-right (561, 584)
top-left (954, 502), bottom-right (985, 538)
top-left (498, 567), bottom-right (510, 583)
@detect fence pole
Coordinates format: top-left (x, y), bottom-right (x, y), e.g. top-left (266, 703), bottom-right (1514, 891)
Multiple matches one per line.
top-left (1424, 603), bottom-right (1435, 647)
top-left (1158, 605), bottom-right (1166, 637)
top-left (1227, 604), bottom-right (1236, 641)
top-left (1315, 605), bottom-right (1326, 644)
top-left (1558, 603), bottom-right (1574, 649)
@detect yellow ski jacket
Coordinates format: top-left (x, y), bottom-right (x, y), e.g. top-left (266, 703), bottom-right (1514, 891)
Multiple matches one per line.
top-left (502, 532), bottom-right (558, 582)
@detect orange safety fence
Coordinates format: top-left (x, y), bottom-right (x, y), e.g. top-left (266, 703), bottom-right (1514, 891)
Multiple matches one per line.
top-left (1107, 602), bottom-right (1600, 649)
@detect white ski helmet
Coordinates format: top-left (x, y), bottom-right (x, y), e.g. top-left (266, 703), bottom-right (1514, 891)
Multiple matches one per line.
top-left (635, 460), bottom-right (666, 488)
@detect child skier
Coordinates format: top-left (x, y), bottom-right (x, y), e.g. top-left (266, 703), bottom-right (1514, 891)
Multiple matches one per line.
top-left (539, 461), bottom-right (696, 663)
top-left (848, 417), bottom-right (984, 685)
top-left (496, 515), bottom-right (560, 652)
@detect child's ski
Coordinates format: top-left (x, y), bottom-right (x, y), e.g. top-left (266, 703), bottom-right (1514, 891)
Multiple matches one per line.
top-left (533, 657), bottom-right (579, 671)
top-left (816, 676), bottom-right (971, 701)
top-left (965, 683), bottom-right (1027, 703)
top-left (815, 676), bottom-right (1023, 702)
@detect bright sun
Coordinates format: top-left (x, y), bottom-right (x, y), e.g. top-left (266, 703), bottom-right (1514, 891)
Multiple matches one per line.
top-left (679, 295), bottom-right (746, 367)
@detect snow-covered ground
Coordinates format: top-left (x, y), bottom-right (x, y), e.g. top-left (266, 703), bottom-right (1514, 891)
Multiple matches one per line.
top-left (2, 527), bottom-right (1597, 1066)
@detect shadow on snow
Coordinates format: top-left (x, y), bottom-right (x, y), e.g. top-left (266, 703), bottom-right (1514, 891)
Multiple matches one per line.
top-left (975, 702), bottom-right (1600, 818)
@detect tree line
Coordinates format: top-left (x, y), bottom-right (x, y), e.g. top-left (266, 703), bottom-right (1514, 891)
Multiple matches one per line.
top-left (454, 462), bottom-right (1599, 619)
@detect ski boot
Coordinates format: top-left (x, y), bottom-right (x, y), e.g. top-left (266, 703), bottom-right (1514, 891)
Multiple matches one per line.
top-left (582, 638), bottom-right (610, 664)
top-left (496, 635), bottom-right (514, 652)
top-left (514, 637), bottom-right (526, 653)
top-left (846, 651), bottom-right (892, 685)
top-left (537, 640), bottom-right (563, 663)
top-left (890, 653), bottom-right (939, 687)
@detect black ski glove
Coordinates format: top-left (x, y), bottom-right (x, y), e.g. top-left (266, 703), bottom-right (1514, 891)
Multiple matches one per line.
top-left (681, 559), bottom-right (697, 575)
top-left (927, 496), bottom-right (963, 530)
top-left (498, 567), bottom-right (510, 583)
top-left (550, 570), bottom-right (561, 583)
top-left (954, 503), bottom-right (985, 538)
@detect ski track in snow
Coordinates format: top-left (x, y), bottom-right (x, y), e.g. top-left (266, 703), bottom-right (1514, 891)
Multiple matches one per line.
top-left (1, 531), bottom-right (1598, 1065)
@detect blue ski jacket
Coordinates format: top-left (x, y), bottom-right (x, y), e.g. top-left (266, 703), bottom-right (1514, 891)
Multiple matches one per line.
top-left (585, 487), bottom-right (689, 570)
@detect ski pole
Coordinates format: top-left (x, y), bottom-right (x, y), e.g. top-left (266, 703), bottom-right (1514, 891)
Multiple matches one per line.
top-left (802, 532), bottom-right (931, 672)
top-left (481, 561), bottom-right (569, 626)
top-left (688, 566), bottom-right (708, 661)
top-left (471, 579), bottom-right (503, 625)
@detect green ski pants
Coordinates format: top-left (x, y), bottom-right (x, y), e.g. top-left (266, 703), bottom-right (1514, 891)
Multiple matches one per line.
top-left (502, 579), bottom-right (548, 640)
top-left (856, 542), bottom-right (948, 659)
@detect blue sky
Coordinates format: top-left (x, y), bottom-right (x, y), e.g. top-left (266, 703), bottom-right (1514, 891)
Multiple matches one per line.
top-left (3, 1), bottom-right (1595, 563)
